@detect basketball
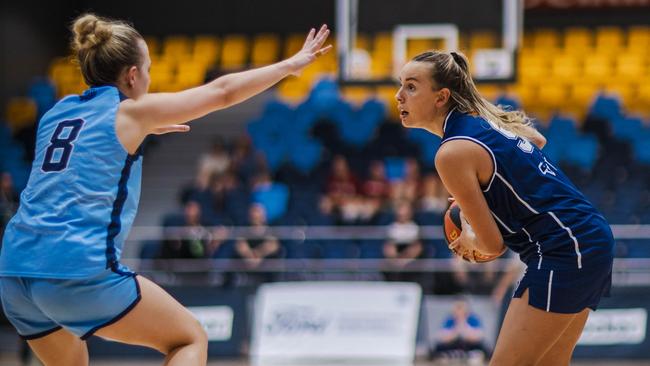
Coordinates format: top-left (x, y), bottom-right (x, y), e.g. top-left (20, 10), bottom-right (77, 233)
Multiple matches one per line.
top-left (444, 201), bottom-right (506, 263)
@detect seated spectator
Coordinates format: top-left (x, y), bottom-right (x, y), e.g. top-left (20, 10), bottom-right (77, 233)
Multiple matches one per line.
top-left (388, 158), bottom-right (420, 206)
top-left (361, 160), bottom-right (390, 219)
top-left (197, 137), bottom-right (231, 189)
top-left (384, 201), bottom-right (422, 263)
top-left (231, 135), bottom-right (266, 186)
top-left (432, 299), bottom-right (490, 364)
top-left (161, 200), bottom-right (226, 259)
top-left (383, 201), bottom-right (423, 282)
top-left (362, 160), bottom-right (389, 202)
top-left (418, 173), bottom-right (449, 215)
top-left (326, 155), bottom-right (359, 208)
top-left (235, 204), bottom-right (281, 267)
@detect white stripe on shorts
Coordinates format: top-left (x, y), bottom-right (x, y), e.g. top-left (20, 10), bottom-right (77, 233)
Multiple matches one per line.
top-left (546, 270), bottom-right (554, 312)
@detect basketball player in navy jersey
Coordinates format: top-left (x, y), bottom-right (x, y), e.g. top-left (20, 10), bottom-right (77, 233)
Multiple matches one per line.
top-left (396, 51), bottom-right (614, 365)
top-left (0, 13), bottom-right (330, 365)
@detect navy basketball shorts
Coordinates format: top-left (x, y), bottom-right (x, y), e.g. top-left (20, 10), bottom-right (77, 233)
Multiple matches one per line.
top-left (513, 259), bottom-right (613, 314)
top-left (0, 269), bottom-right (141, 340)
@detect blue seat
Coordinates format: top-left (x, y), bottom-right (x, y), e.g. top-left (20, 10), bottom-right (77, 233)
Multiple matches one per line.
top-left (407, 128), bottom-right (441, 167)
top-left (253, 182), bottom-right (289, 223)
top-left (562, 134), bottom-right (599, 170)
top-left (384, 157), bottom-right (406, 181)
top-left (589, 93), bottom-right (622, 122)
top-left (288, 138), bottom-right (322, 174)
top-left (611, 116), bottom-right (643, 142)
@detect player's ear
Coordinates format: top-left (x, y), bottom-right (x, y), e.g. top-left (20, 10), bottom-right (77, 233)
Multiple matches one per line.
top-left (436, 87), bottom-right (451, 107)
top-left (126, 65), bottom-right (138, 88)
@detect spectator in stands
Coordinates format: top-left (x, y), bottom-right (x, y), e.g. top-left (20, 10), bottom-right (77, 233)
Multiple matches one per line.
top-left (418, 173), bottom-right (449, 215)
top-left (432, 298), bottom-right (489, 364)
top-left (196, 137), bottom-right (231, 189)
top-left (161, 200), bottom-right (226, 259)
top-left (361, 160), bottom-right (390, 218)
top-left (0, 173), bottom-right (19, 238)
top-left (235, 204), bottom-right (281, 268)
top-left (326, 155), bottom-right (359, 207)
top-left (383, 201), bottom-right (423, 281)
top-left (231, 135), bottom-right (266, 186)
top-left (388, 157), bottom-right (420, 206)
top-left (309, 195), bottom-right (336, 225)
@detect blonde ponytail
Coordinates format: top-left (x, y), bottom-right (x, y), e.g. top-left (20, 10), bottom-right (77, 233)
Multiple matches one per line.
top-left (70, 13), bottom-right (143, 87)
top-left (413, 50), bottom-right (537, 141)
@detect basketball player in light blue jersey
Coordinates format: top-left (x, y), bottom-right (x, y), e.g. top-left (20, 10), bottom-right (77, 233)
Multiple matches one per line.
top-left (0, 13), bottom-right (331, 365)
top-left (396, 51), bottom-right (614, 366)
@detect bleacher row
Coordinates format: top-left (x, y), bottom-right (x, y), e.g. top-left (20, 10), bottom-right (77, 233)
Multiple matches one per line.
top-left (8, 25), bottom-right (650, 130)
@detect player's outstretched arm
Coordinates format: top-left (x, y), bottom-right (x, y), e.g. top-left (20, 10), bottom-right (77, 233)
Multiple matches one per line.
top-left (120, 25), bottom-right (331, 132)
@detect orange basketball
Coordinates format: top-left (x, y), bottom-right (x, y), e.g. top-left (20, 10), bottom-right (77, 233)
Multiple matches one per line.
top-left (443, 201), bottom-right (506, 263)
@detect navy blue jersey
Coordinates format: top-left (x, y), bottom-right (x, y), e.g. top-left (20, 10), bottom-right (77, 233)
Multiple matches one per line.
top-left (0, 86), bottom-right (142, 278)
top-left (441, 108), bottom-right (614, 270)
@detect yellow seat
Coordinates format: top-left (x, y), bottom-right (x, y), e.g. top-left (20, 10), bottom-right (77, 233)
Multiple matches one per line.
top-left (583, 54), bottom-right (613, 82)
top-left (149, 60), bottom-right (175, 92)
top-left (595, 27), bottom-right (624, 53)
top-left (220, 35), bottom-right (249, 70)
top-left (6, 98), bottom-right (37, 131)
top-left (284, 33), bottom-right (306, 59)
top-left (373, 33), bottom-right (393, 55)
top-left (627, 26), bottom-right (650, 53)
top-left (370, 58), bottom-right (392, 79)
top-left (163, 36), bottom-right (192, 61)
top-left (251, 34), bottom-right (280, 67)
top-left (406, 39), bottom-right (436, 60)
top-left (630, 82), bottom-right (650, 114)
top-left (518, 54), bottom-right (548, 84)
top-left (469, 31), bottom-right (498, 50)
top-left (193, 35), bottom-right (220, 66)
top-left (276, 78), bottom-right (310, 103)
top-left (477, 84), bottom-right (501, 101)
top-left (508, 84), bottom-right (537, 111)
top-left (537, 83), bottom-right (568, 109)
top-left (533, 28), bottom-right (561, 49)
top-left (606, 82), bottom-right (635, 105)
top-left (569, 83), bottom-right (599, 109)
top-left (615, 54), bottom-right (646, 82)
top-left (551, 54), bottom-right (582, 80)
top-left (563, 27), bottom-right (593, 53)
top-left (176, 62), bottom-right (207, 88)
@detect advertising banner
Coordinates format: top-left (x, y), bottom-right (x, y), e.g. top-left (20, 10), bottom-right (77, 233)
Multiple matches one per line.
top-left (251, 282), bottom-right (422, 364)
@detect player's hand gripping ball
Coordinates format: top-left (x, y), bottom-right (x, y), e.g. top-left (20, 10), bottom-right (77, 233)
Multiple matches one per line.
top-left (444, 201), bottom-right (506, 263)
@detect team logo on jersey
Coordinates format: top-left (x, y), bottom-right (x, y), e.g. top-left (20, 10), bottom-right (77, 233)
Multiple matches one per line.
top-left (538, 157), bottom-right (557, 176)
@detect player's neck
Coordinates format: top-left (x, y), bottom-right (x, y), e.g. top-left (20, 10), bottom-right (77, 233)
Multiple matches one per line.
top-left (421, 108), bottom-right (450, 137)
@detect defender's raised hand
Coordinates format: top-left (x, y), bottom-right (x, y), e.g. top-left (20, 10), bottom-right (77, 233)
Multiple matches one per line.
top-left (286, 24), bottom-right (332, 76)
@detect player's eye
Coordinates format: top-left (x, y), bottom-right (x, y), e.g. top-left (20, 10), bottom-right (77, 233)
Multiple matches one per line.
top-left (407, 84), bottom-right (415, 91)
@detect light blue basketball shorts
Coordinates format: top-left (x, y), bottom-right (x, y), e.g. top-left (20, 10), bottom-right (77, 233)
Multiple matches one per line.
top-left (0, 269), bottom-right (141, 340)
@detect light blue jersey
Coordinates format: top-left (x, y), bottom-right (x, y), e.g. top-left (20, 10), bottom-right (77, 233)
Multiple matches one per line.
top-left (441, 108), bottom-right (614, 271)
top-left (0, 86), bottom-right (142, 279)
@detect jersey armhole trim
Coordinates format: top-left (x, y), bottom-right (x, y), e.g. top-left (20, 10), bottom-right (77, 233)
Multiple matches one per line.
top-left (440, 136), bottom-right (496, 192)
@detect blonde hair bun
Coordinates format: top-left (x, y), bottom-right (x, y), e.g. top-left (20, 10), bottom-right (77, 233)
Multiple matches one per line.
top-left (72, 14), bottom-right (113, 51)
